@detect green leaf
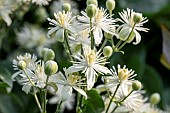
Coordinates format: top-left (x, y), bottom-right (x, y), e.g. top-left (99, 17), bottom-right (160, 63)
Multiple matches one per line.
top-left (142, 65), bottom-right (163, 94)
top-left (0, 68), bottom-right (13, 93)
top-left (83, 89), bottom-right (104, 113)
top-left (0, 82), bottom-right (10, 88)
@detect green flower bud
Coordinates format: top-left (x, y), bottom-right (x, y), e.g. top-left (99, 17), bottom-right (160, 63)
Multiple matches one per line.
top-left (104, 32), bottom-right (113, 39)
top-left (103, 46), bottom-right (113, 57)
top-left (119, 27), bottom-right (135, 43)
top-left (86, 0), bottom-right (98, 7)
top-left (17, 60), bottom-right (26, 70)
top-left (55, 29), bottom-right (64, 42)
top-left (41, 48), bottom-right (55, 62)
top-left (62, 3), bottom-right (71, 12)
top-left (86, 4), bottom-right (97, 18)
top-left (106, 0), bottom-right (115, 11)
top-left (150, 93), bottom-right (161, 105)
top-left (132, 81), bottom-right (142, 91)
top-left (44, 60), bottom-right (58, 76)
top-left (133, 13), bottom-right (143, 24)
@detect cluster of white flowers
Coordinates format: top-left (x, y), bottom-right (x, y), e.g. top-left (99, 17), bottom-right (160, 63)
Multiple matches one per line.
top-left (11, 0), bottom-right (168, 113)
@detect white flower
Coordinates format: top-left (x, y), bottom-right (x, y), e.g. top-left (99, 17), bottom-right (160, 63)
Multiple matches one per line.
top-left (49, 69), bottom-right (87, 99)
top-left (110, 64), bottom-right (137, 86)
top-left (0, 0), bottom-right (16, 26)
top-left (77, 8), bottom-right (117, 45)
top-left (117, 8), bottom-right (149, 45)
top-left (50, 0), bottom-right (79, 15)
top-left (49, 84), bottom-right (75, 112)
top-left (12, 53), bottom-right (37, 79)
top-left (66, 46), bottom-right (111, 90)
top-left (47, 11), bottom-right (76, 40)
top-left (69, 29), bottom-right (91, 52)
top-left (16, 24), bottom-right (55, 52)
top-left (32, 0), bottom-right (51, 6)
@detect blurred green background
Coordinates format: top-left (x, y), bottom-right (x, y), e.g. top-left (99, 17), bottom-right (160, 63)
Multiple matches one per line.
top-left (0, 0), bottom-right (170, 113)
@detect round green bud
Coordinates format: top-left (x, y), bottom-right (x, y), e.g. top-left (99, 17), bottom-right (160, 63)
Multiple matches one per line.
top-left (103, 46), bottom-right (113, 57)
top-left (17, 60), bottom-right (26, 70)
top-left (86, 0), bottom-right (98, 7)
top-left (44, 60), bottom-right (58, 76)
top-left (41, 48), bottom-right (55, 62)
top-left (86, 4), bottom-right (97, 18)
top-left (104, 32), bottom-right (113, 39)
top-left (133, 13), bottom-right (143, 24)
top-left (132, 81), bottom-right (142, 91)
top-left (62, 3), bottom-right (71, 12)
top-left (106, 0), bottom-right (115, 11)
top-left (150, 93), bottom-right (161, 105)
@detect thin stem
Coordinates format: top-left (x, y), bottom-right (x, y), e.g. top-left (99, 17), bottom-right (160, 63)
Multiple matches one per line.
top-left (105, 84), bottom-right (120, 113)
top-left (120, 90), bottom-right (134, 103)
top-left (23, 69), bottom-right (42, 112)
top-left (34, 93), bottom-right (42, 113)
top-left (111, 104), bottom-right (118, 113)
top-left (90, 18), bottom-right (94, 50)
top-left (64, 30), bottom-right (73, 61)
top-left (23, 69), bottom-right (34, 86)
top-left (55, 101), bottom-right (62, 113)
top-left (118, 24), bottom-right (136, 50)
top-left (99, 38), bottom-right (108, 52)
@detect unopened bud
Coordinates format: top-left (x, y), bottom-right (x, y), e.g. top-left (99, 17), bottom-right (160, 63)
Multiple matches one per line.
top-left (41, 48), bottom-right (55, 62)
top-left (106, 0), bottom-right (115, 11)
top-left (150, 93), bottom-right (161, 105)
top-left (132, 81), bottom-right (142, 91)
top-left (133, 13), bottom-right (143, 23)
top-left (103, 46), bottom-right (113, 57)
top-left (104, 32), bottom-right (113, 39)
top-left (62, 3), bottom-right (71, 12)
top-left (44, 60), bottom-right (58, 76)
top-left (86, 4), bottom-right (97, 18)
top-left (86, 0), bottom-right (98, 7)
top-left (17, 60), bottom-right (26, 70)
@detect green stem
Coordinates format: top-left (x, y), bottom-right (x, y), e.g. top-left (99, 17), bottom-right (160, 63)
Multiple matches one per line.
top-left (120, 90), bottom-right (134, 103)
top-left (118, 24), bottom-right (136, 50)
top-left (105, 84), bottom-right (120, 113)
top-left (90, 18), bottom-right (94, 50)
top-left (64, 30), bottom-right (73, 61)
top-left (99, 38), bottom-right (108, 52)
top-left (55, 101), bottom-right (62, 113)
top-left (34, 93), bottom-right (42, 113)
top-left (23, 69), bottom-right (42, 112)
top-left (111, 104), bottom-right (118, 113)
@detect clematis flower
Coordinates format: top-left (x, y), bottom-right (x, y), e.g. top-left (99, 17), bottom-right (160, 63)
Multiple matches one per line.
top-left (117, 8), bottom-right (149, 45)
top-left (77, 8), bottom-right (117, 45)
top-left (66, 46), bottom-right (111, 90)
top-left (49, 69), bottom-right (87, 99)
top-left (47, 11), bottom-right (76, 42)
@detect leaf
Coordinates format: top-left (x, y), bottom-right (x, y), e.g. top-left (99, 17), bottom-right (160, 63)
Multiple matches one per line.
top-left (160, 25), bottom-right (170, 70)
top-left (83, 89), bottom-right (104, 113)
top-left (0, 82), bottom-right (10, 88)
top-left (118, 0), bottom-right (168, 13)
top-left (142, 65), bottom-right (163, 94)
top-left (0, 68), bottom-right (13, 93)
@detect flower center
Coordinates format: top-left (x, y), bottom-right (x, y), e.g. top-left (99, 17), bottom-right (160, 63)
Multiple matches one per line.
top-left (118, 68), bottom-right (129, 82)
top-left (56, 12), bottom-right (66, 27)
top-left (95, 10), bottom-right (104, 23)
top-left (68, 74), bottom-right (80, 85)
top-left (87, 51), bottom-right (96, 65)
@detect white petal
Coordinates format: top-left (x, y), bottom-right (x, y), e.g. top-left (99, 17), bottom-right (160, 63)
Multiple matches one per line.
top-left (133, 30), bottom-right (141, 45)
top-left (66, 65), bottom-right (84, 75)
top-left (93, 64), bottom-right (111, 75)
top-left (73, 86), bottom-right (87, 99)
top-left (93, 27), bottom-right (103, 45)
top-left (86, 68), bottom-right (96, 90)
top-left (47, 27), bottom-right (59, 38)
